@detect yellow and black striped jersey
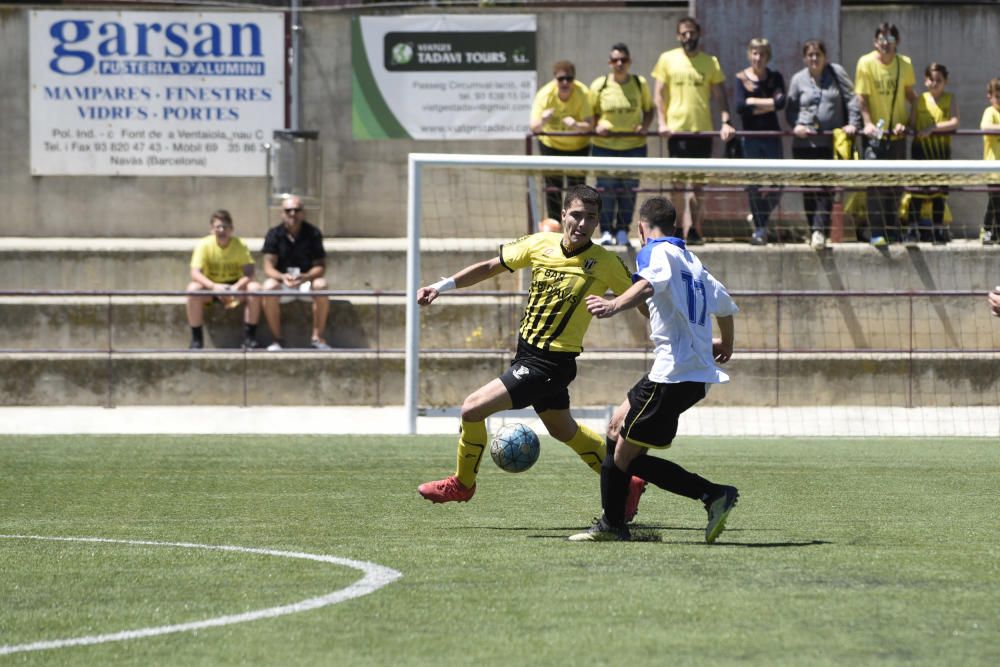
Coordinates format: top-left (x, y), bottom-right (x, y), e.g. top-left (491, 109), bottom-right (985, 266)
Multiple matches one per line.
top-left (500, 232), bottom-right (634, 353)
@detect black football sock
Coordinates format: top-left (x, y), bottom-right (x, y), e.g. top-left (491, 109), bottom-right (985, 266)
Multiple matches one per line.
top-left (626, 455), bottom-right (717, 501)
top-left (244, 323), bottom-right (257, 338)
top-left (600, 449), bottom-right (630, 527)
top-left (190, 326), bottom-right (204, 344)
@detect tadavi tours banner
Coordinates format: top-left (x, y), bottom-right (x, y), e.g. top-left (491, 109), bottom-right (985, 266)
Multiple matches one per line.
top-left (29, 10), bottom-right (285, 176)
top-left (352, 14), bottom-right (536, 140)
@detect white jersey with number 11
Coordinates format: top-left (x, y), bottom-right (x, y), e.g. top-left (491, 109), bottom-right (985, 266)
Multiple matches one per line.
top-left (635, 238), bottom-right (739, 384)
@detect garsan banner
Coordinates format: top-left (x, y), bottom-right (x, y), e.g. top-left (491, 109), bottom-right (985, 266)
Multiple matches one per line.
top-left (30, 10), bottom-right (285, 176)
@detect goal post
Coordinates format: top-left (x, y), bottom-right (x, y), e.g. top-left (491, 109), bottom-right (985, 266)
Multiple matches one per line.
top-left (404, 153), bottom-right (1000, 435)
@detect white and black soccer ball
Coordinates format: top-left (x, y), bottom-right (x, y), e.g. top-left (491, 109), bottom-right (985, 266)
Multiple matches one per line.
top-left (490, 423), bottom-right (540, 473)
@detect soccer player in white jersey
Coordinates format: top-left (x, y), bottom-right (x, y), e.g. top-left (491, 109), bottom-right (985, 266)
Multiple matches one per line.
top-left (569, 196), bottom-right (740, 543)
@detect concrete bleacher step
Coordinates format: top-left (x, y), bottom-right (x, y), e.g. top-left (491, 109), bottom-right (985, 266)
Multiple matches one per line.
top-left (0, 237), bottom-right (997, 292)
top-left (1, 351), bottom-right (995, 408)
top-left (2, 293), bottom-right (997, 352)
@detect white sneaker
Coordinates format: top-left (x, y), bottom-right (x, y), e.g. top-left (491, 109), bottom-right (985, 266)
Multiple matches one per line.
top-left (266, 341), bottom-right (283, 351)
top-left (615, 229), bottom-right (629, 246)
top-left (810, 230), bottom-right (826, 250)
top-left (598, 231), bottom-right (614, 246)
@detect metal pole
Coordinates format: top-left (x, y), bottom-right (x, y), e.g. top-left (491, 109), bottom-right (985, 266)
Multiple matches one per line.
top-left (404, 156), bottom-right (422, 435)
top-left (290, 0), bottom-right (301, 131)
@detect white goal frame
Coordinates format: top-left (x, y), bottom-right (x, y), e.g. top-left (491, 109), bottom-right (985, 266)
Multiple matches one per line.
top-left (404, 153), bottom-right (1000, 434)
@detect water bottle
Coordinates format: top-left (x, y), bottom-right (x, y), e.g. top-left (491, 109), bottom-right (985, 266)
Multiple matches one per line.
top-left (873, 119), bottom-right (885, 141)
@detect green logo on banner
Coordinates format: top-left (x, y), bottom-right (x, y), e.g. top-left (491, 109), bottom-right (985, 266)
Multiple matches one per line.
top-left (390, 42), bottom-right (414, 66)
top-left (384, 31), bottom-right (535, 71)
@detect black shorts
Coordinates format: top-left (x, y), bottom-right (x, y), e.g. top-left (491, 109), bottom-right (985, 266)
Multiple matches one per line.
top-left (668, 136), bottom-right (713, 158)
top-left (499, 338), bottom-right (578, 413)
top-left (621, 376), bottom-right (707, 449)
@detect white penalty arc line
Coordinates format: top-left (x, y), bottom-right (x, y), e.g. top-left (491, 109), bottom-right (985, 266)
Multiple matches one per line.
top-left (0, 534), bottom-right (402, 656)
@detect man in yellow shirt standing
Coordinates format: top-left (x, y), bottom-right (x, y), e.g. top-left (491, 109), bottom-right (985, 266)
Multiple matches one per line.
top-left (651, 16), bottom-right (735, 244)
top-left (530, 60), bottom-right (594, 222)
top-left (854, 22), bottom-right (916, 247)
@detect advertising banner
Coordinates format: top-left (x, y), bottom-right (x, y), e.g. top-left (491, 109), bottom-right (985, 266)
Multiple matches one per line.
top-left (353, 15), bottom-right (536, 140)
top-left (30, 10), bottom-right (285, 176)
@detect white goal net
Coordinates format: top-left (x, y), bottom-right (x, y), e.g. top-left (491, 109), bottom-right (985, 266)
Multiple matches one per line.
top-left (405, 153), bottom-right (1000, 436)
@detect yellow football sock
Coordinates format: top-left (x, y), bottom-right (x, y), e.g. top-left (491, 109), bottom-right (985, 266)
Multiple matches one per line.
top-left (563, 424), bottom-right (606, 474)
top-left (454, 419), bottom-right (487, 488)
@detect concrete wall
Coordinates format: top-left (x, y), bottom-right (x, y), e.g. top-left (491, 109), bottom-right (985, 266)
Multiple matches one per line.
top-left (2, 3), bottom-right (999, 238)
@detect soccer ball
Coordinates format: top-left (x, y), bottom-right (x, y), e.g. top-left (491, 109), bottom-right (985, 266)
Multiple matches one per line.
top-left (490, 423), bottom-right (540, 473)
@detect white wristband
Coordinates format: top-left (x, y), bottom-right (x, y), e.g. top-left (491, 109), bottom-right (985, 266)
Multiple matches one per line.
top-left (429, 277), bottom-right (456, 293)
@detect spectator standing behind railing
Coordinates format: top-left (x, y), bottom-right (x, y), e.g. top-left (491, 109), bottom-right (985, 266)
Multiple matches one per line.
top-left (186, 210), bottom-right (262, 350)
top-left (906, 63), bottom-right (959, 245)
top-left (260, 195), bottom-right (331, 350)
top-left (530, 60), bottom-right (594, 222)
top-left (651, 16), bottom-right (735, 245)
top-left (786, 39), bottom-right (861, 250)
top-left (980, 78), bottom-right (1000, 245)
top-left (854, 22), bottom-right (917, 247)
top-left (733, 37), bottom-right (786, 247)
top-left (589, 43), bottom-right (653, 247)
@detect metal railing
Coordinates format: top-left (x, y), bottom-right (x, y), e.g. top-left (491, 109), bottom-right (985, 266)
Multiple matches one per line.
top-left (2, 288), bottom-right (996, 409)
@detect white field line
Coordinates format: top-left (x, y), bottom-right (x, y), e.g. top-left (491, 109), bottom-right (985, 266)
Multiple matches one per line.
top-left (0, 535), bottom-right (402, 656)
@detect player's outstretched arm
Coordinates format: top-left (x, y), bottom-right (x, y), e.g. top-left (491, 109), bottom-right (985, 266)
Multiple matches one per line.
top-left (989, 287), bottom-right (1000, 317)
top-left (417, 257), bottom-right (506, 306)
top-left (586, 279), bottom-right (653, 318)
top-left (713, 315), bottom-right (735, 363)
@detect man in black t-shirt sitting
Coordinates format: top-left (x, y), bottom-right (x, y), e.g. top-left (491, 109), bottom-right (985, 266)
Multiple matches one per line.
top-left (261, 195), bottom-right (331, 350)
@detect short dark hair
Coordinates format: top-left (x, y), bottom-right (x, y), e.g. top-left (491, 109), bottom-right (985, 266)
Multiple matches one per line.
top-left (563, 184), bottom-right (601, 212)
top-left (988, 78), bottom-right (1000, 97)
top-left (677, 16), bottom-right (701, 33)
top-left (610, 42), bottom-right (630, 58)
top-left (925, 62), bottom-right (948, 80)
top-left (211, 209), bottom-right (233, 227)
top-left (875, 22), bottom-right (900, 42)
top-left (638, 196), bottom-right (677, 233)
top-left (552, 60), bottom-right (575, 78)
top-left (802, 39), bottom-right (827, 57)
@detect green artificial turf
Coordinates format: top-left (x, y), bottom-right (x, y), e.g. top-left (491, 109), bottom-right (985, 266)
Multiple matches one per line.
top-left (1, 435), bottom-right (997, 666)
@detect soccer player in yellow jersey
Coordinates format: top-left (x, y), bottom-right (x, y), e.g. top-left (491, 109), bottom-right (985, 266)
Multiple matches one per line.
top-left (417, 185), bottom-right (647, 516)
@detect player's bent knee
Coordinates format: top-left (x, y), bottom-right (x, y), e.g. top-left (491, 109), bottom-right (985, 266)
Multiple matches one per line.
top-left (312, 277), bottom-right (328, 290)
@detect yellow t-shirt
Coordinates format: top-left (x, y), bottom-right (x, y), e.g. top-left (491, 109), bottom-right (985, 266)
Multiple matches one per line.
top-left (650, 48), bottom-right (725, 132)
top-left (913, 91), bottom-right (952, 158)
top-left (500, 232), bottom-right (634, 353)
top-left (854, 51), bottom-right (915, 141)
top-left (981, 106), bottom-right (1000, 160)
top-left (531, 80), bottom-right (593, 152)
top-left (589, 74), bottom-right (652, 151)
top-left (190, 235), bottom-right (253, 283)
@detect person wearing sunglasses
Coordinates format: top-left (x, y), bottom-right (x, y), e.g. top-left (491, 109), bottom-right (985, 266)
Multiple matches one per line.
top-left (530, 60), bottom-right (594, 222)
top-left (260, 196), bottom-right (332, 350)
top-left (854, 22), bottom-right (916, 247)
top-left (589, 42), bottom-right (653, 247)
top-left (651, 16), bottom-right (735, 245)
